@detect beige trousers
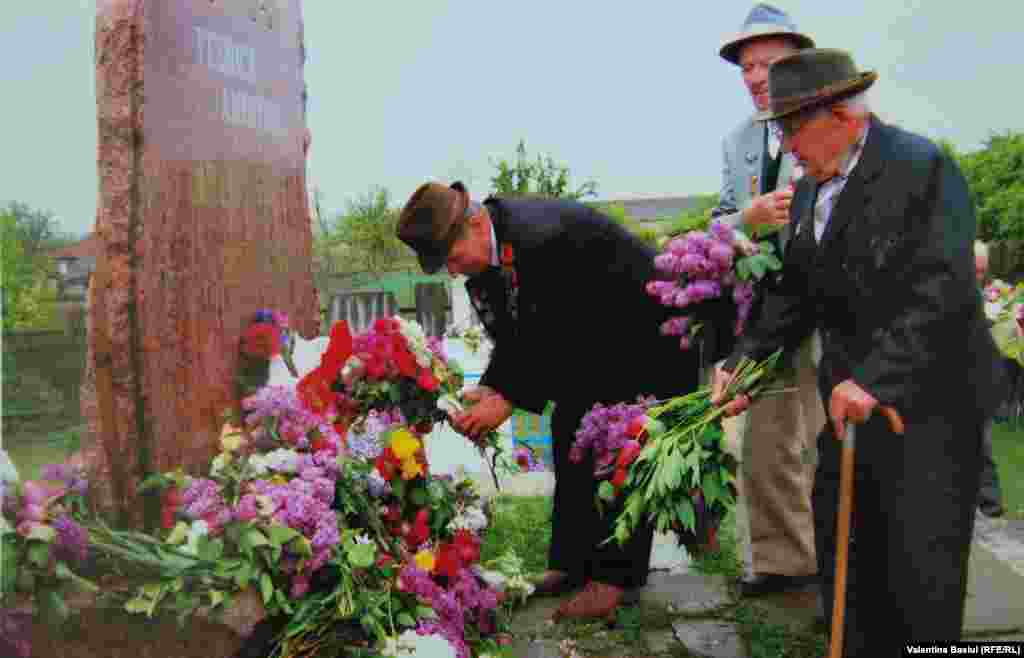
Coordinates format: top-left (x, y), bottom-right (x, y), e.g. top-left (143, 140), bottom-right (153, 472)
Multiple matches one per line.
top-left (725, 333), bottom-right (823, 577)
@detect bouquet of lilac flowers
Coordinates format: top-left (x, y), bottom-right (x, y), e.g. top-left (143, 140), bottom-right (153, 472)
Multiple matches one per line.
top-left (646, 220), bottom-right (782, 355)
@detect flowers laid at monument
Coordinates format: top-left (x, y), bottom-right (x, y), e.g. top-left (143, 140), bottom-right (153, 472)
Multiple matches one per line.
top-left (1, 312), bottom-right (528, 658)
top-left (984, 279), bottom-right (1024, 365)
top-left (646, 220), bottom-right (783, 351)
top-left (571, 351), bottom-right (784, 556)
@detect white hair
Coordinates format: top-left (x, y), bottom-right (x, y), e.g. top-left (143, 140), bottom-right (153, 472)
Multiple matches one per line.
top-left (975, 240), bottom-right (989, 261)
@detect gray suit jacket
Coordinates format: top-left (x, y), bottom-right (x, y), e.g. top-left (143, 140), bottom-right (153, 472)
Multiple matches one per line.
top-left (715, 117), bottom-right (799, 252)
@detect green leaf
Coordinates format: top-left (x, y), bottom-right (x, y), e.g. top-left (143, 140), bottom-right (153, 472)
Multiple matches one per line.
top-left (409, 486), bottom-right (428, 507)
top-left (209, 589), bottom-right (225, 608)
top-left (137, 473), bottom-right (169, 494)
top-left (758, 240), bottom-right (776, 255)
top-left (347, 542), bottom-right (375, 569)
top-left (166, 521), bottom-right (190, 545)
top-left (27, 524), bottom-right (56, 543)
top-left (27, 541), bottom-right (51, 568)
top-left (245, 527), bottom-right (270, 548)
top-left (597, 480), bottom-right (616, 503)
top-left (676, 499), bottom-right (696, 532)
top-left (291, 536), bottom-right (313, 558)
top-left (702, 471), bottom-right (725, 507)
top-left (234, 562), bottom-right (252, 589)
top-left (396, 612), bottom-right (416, 628)
top-left (197, 536), bottom-right (224, 562)
top-left (260, 572), bottom-right (274, 605)
top-left (416, 605), bottom-right (438, 620)
top-left (390, 478), bottom-right (406, 500)
top-left (736, 259), bottom-right (752, 281)
top-left (268, 525), bottom-right (300, 548)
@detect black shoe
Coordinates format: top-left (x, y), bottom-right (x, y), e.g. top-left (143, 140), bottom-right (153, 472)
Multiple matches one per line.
top-left (979, 503), bottom-right (1005, 518)
top-left (736, 573), bottom-right (817, 597)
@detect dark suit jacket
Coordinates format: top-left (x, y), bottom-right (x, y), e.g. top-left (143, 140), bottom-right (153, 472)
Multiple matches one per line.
top-left (466, 196), bottom-right (700, 414)
top-left (726, 116), bottom-right (1003, 421)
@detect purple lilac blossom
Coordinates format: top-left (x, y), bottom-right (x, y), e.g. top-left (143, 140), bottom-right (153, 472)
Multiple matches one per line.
top-left (53, 514), bottom-right (89, 564)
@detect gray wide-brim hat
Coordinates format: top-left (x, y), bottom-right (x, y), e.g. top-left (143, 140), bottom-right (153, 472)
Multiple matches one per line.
top-left (754, 48), bottom-right (877, 121)
top-left (720, 3), bottom-right (814, 65)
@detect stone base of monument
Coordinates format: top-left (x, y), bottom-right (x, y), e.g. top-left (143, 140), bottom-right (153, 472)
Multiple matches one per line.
top-left (19, 583), bottom-right (269, 658)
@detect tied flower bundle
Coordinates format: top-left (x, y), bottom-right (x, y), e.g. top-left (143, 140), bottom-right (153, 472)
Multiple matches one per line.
top-left (572, 351), bottom-right (784, 555)
top-left (646, 220), bottom-right (782, 351)
top-left (984, 279), bottom-right (1024, 365)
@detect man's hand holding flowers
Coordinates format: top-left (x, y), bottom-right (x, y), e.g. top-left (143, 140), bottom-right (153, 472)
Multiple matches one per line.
top-left (453, 386), bottom-right (512, 441)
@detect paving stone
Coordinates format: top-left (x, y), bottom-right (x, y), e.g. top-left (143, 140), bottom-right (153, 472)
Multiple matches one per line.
top-left (639, 572), bottom-right (732, 614)
top-left (644, 629), bottom-right (681, 654)
top-left (507, 637), bottom-right (562, 658)
top-left (509, 596), bottom-right (563, 635)
top-left (650, 531), bottom-right (694, 573)
top-left (964, 541), bottom-right (1024, 634)
top-left (673, 619), bottom-right (747, 658)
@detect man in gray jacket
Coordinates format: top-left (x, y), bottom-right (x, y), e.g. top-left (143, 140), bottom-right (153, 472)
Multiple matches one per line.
top-left (712, 3), bottom-right (822, 597)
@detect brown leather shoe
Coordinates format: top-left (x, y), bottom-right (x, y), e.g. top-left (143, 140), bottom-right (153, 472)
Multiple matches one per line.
top-left (531, 570), bottom-right (574, 596)
top-left (554, 581), bottom-right (624, 623)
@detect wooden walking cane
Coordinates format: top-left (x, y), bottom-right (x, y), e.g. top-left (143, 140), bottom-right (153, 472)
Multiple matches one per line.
top-left (828, 405), bottom-right (904, 658)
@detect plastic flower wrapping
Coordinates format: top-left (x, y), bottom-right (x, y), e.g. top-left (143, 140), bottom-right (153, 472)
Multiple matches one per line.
top-left (984, 279), bottom-right (1024, 365)
top-left (646, 220), bottom-right (782, 353)
top-left (1, 312), bottom-right (527, 658)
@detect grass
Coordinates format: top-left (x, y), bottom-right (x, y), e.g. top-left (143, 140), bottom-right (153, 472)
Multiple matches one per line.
top-left (4, 425), bottom-right (82, 481)
top-left (479, 494), bottom-right (552, 575)
top-left (992, 420), bottom-right (1024, 519)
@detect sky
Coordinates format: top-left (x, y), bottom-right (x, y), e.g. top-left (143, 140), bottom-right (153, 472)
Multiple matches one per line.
top-left (2, 1), bottom-right (1023, 237)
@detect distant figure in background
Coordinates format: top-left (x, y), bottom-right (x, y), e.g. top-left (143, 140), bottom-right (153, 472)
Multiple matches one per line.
top-left (712, 2), bottom-right (822, 597)
top-left (975, 240), bottom-right (1006, 518)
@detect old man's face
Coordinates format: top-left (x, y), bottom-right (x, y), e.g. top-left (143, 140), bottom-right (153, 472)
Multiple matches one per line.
top-left (738, 37), bottom-right (800, 111)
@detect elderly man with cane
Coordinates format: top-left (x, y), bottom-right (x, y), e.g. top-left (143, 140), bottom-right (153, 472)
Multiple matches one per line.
top-left (711, 49), bottom-right (1004, 656)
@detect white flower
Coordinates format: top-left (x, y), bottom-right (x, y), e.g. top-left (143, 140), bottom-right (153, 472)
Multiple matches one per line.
top-left (264, 448), bottom-right (299, 473)
top-left (210, 453), bottom-right (232, 477)
top-left (447, 505), bottom-right (488, 533)
top-left (0, 449), bottom-right (19, 484)
top-left (437, 394), bottom-right (464, 416)
top-left (354, 533), bottom-right (372, 545)
top-left (986, 301), bottom-right (1005, 322)
top-left (246, 454), bottom-right (270, 477)
top-left (181, 520), bottom-right (210, 556)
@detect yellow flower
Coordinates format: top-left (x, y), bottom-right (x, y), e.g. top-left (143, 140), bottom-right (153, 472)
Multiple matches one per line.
top-left (400, 458), bottom-right (424, 480)
top-left (390, 429), bottom-right (421, 461)
top-left (270, 475), bottom-right (290, 486)
top-left (220, 424), bottom-right (245, 453)
top-left (414, 549), bottom-right (436, 573)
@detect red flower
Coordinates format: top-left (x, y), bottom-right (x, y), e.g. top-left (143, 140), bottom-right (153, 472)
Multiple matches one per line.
top-left (452, 529), bottom-right (481, 565)
top-left (297, 369), bottom-right (333, 414)
top-left (435, 542), bottom-right (463, 580)
top-left (616, 440), bottom-right (642, 469)
top-left (375, 447), bottom-right (402, 481)
top-left (406, 516), bottom-right (430, 548)
top-left (626, 415), bottom-right (648, 439)
top-left (516, 451), bottom-right (531, 471)
top-left (241, 323), bottom-right (281, 359)
top-left (161, 507), bottom-right (176, 530)
top-left (611, 467), bottom-right (629, 490)
top-left (393, 336), bottom-right (419, 378)
top-left (417, 369), bottom-right (439, 392)
top-left (500, 243), bottom-right (515, 267)
top-left (321, 321), bottom-right (353, 376)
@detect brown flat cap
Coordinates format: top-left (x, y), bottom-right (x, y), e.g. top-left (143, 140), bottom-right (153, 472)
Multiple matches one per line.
top-left (755, 48), bottom-right (877, 121)
top-left (397, 181), bottom-right (468, 274)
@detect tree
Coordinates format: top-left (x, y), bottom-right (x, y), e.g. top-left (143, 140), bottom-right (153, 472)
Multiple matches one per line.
top-left (318, 187), bottom-right (414, 277)
top-left (489, 140), bottom-right (598, 201)
top-left (1, 209), bottom-right (57, 330)
top-left (952, 132), bottom-right (1024, 242)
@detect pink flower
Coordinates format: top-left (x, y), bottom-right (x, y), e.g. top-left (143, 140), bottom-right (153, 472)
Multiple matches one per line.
top-left (290, 573), bottom-right (310, 598)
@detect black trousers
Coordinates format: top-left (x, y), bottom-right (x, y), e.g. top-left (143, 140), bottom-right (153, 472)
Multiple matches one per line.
top-left (547, 402), bottom-right (655, 589)
top-left (978, 420), bottom-right (1003, 511)
top-left (813, 410), bottom-right (984, 657)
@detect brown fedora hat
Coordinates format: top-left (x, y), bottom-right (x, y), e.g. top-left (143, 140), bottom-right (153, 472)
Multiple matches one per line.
top-left (719, 3), bottom-right (814, 65)
top-left (755, 48), bottom-right (877, 121)
top-left (397, 181), bottom-right (469, 274)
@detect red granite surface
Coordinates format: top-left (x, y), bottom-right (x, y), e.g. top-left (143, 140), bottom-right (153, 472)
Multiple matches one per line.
top-left (83, 0), bottom-right (317, 523)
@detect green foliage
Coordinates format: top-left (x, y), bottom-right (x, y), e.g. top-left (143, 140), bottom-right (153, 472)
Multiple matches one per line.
top-left (945, 132), bottom-right (1024, 241)
top-left (490, 140), bottom-right (598, 201)
top-left (663, 193), bottom-right (720, 237)
top-left (1, 207), bottom-right (60, 330)
top-left (314, 187), bottom-right (415, 277)
top-left (479, 495), bottom-right (552, 575)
